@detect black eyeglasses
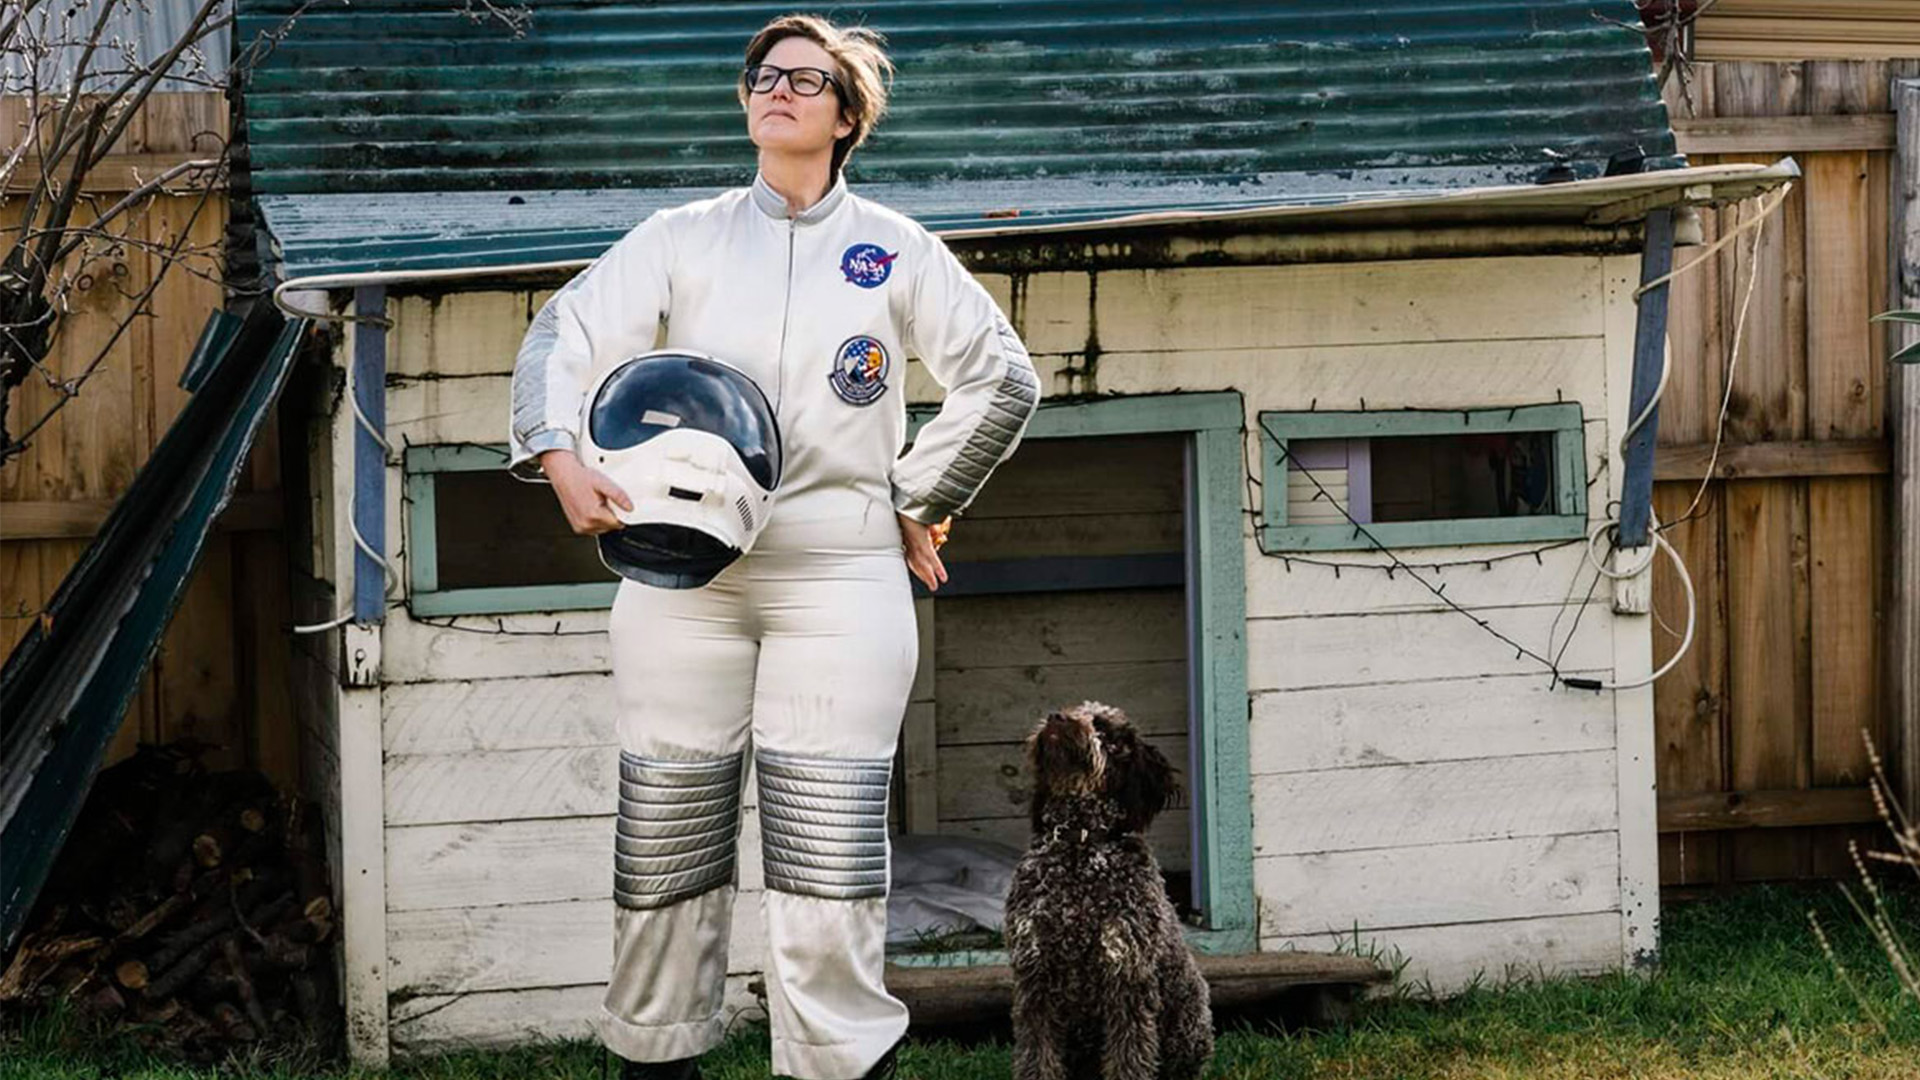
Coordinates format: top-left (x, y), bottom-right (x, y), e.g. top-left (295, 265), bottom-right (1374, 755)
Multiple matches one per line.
top-left (743, 64), bottom-right (840, 97)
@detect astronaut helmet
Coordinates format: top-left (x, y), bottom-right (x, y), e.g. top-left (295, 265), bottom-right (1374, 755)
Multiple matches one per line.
top-left (577, 350), bottom-right (781, 589)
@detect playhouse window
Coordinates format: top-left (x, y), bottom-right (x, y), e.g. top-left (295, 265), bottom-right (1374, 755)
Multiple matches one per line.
top-left (1258, 403), bottom-right (1587, 552)
top-left (403, 445), bottom-right (618, 617)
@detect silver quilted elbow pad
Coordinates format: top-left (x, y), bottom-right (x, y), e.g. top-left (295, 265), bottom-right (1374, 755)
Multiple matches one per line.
top-left (755, 749), bottom-right (892, 900)
top-left (615, 751), bottom-right (744, 910)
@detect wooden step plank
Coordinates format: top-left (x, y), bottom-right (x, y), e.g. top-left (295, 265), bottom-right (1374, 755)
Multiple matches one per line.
top-left (885, 951), bottom-right (1387, 1026)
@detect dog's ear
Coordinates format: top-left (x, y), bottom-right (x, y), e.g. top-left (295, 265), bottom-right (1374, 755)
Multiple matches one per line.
top-left (1104, 725), bottom-right (1181, 833)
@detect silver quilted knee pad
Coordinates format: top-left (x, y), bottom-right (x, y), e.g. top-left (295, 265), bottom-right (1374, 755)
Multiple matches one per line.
top-left (615, 751), bottom-right (744, 910)
top-left (755, 749), bottom-right (892, 900)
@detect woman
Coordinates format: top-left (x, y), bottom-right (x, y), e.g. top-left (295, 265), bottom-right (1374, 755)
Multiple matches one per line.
top-left (506, 15), bottom-right (1040, 1080)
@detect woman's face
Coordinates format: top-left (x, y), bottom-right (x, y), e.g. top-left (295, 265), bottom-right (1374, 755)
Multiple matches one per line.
top-left (745, 35), bottom-right (854, 158)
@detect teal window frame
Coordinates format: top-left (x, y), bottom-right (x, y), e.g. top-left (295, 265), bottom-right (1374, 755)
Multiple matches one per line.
top-left (907, 392), bottom-right (1254, 955)
top-left (404, 444), bottom-right (619, 617)
top-left (1257, 402), bottom-right (1588, 552)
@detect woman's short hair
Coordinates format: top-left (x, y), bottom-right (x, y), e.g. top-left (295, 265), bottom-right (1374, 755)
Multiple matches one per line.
top-left (741, 14), bottom-right (893, 176)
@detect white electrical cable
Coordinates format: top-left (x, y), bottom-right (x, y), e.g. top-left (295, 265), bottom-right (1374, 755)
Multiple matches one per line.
top-left (1570, 509), bottom-right (1696, 691)
top-left (271, 259), bottom-right (592, 326)
top-left (281, 269), bottom-right (438, 634)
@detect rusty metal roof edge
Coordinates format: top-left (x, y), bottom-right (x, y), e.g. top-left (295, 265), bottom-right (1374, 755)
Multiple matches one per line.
top-left (259, 158), bottom-right (1799, 295)
top-left (937, 158), bottom-right (1802, 241)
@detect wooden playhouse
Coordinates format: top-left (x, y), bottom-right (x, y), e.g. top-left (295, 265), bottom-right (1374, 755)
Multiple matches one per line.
top-left (235, 0), bottom-right (1798, 1063)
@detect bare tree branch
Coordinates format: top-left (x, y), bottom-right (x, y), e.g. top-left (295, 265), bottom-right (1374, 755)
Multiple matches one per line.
top-left (3, 175), bottom-right (220, 462)
top-left (54, 158), bottom-right (225, 265)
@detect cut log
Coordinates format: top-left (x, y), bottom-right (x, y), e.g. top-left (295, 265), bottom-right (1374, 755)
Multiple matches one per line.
top-left (115, 959), bottom-right (150, 991)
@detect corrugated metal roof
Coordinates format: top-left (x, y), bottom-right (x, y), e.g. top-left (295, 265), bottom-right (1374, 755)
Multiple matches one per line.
top-left (236, 0), bottom-right (1682, 279)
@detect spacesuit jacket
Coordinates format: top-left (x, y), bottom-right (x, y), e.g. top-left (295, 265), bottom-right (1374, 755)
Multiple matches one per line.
top-left (507, 173), bottom-right (1041, 529)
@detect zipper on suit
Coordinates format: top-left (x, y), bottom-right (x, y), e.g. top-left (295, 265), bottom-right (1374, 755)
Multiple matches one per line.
top-left (775, 218), bottom-right (795, 416)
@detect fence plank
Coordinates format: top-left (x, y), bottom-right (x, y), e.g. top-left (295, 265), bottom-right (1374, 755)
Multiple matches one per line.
top-left (1671, 113), bottom-right (1894, 152)
top-left (1725, 479), bottom-right (1812, 880)
top-left (1651, 482), bottom-right (1728, 886)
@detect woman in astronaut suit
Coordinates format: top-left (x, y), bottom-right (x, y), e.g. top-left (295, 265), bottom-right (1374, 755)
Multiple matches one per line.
top-left (506, 15), bottom-right (1039, 1080)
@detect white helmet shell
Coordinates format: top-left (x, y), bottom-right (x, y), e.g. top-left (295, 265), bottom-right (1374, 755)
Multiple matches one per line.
top-left (577, 351), bottom-right (781, 589)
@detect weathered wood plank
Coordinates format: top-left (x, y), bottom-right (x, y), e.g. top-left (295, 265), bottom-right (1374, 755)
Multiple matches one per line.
top-left (1263, 911), bottom-right (1620, 995)
top-left (887, 952), bottom-right (1384, 1026)
top-left (383, 608), bottom-right (610, 683)
top-left (389, 291), bottom-right (544, 379)
top-left (390, 977), bottom-right (763, 1057)
top-left (1090, 258), bottom-right (1603, 354)
top-left (935, 587), bottom-right (1186, 670)
top-left (1805, 152), bottom-right (1879, 440)
top-left (1089, 336), bottom-right (1607, 416)
top-left (386, 896), bottom-right (768, 995)
top-left (386, 808), bottom-right (767, 910)
top-left (1892, 76), bottom-right (1920, 818)
top-left (1246, 604), bottom-right (1614, 693)
top-left (1250, 751), bottom-right (1618, 857)
top-left (385, 746), bottom-right (616, 826)
top-left (1243, 539), bottom-right (1602, 620)
top-left (156, 537), bottom-right (240, 768)
top-left (1255, 832), bottom-right (1620, 938)
top-left (902, 702), bottom-right (938, 834)
top-left (958, 434), bottom-right (1184, 518)
top-left (386, 817), bottom-right (610, 911)
top-left (1650, 482), bottom-right (1728, 887)
top-left (0, 492), bottom-right (282, 540)
top-left (1724, 478), bottom-right (1811, 880)
top-left (936, 737), bottom-right (1189, 824)
top-left (1659, 786), bottom-right (1879, 832)
top-left (938, 811), bottom-right (1190, 873)
top-left (1808, 477), bottom-right (1878, 788)
top-left (1652, 438), bottom-right (1888, 480)
top-left (1672, 113), bottom-right (1895, 153)
top-left (1248, 673), bottom-right (1616, 777)
top-left (383, 674), bottom-right (614, 754)
top-left (935, 660), bottom-right (1187, 746)
top-left (943, 512), bottom-right (1183, 562)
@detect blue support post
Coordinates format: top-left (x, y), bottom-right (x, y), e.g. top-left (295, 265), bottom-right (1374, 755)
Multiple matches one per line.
top-left (1618, 208), bottom-right (1674, 548)
top-left (352, 285), bottom-right (387, 623)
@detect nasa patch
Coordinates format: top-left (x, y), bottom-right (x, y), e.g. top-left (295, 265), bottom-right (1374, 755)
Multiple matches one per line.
top-left (840, 243), bottom-right (898, 288)
top-left (828, 335), bottom-right (891, 406)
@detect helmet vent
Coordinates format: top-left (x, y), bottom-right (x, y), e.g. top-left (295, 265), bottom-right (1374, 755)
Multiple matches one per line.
top-left (735, 496), bottom-right (754, 533)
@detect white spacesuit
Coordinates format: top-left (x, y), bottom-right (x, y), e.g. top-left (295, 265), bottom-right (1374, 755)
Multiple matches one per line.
top-left (507, 173), bottom-right (1040, 1080)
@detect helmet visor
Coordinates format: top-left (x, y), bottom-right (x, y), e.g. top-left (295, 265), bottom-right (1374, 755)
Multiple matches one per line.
top-left (588, 353), bottom-right (782, 489)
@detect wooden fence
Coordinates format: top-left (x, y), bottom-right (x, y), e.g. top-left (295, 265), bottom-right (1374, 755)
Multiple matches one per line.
top-left (1654, 58), bottom-right (1920, 887)
top-left (0, 92), bottom-right (300, 793)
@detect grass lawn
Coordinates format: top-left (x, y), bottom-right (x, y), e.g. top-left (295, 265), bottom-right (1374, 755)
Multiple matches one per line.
top-left (5, 882), bottom-right (1915, 1080)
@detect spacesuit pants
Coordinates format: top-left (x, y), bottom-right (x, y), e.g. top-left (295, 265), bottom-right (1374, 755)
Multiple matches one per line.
top-left (595, 507), bottom-right (916, 1080)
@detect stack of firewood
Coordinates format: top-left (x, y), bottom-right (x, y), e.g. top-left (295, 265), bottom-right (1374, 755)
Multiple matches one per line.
top-left (0, 741), bottom-right (340, 1060)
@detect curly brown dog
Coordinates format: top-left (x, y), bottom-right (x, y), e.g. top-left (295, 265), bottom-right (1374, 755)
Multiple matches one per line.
top-left (1004, 702), bottom-right (1213, 1080)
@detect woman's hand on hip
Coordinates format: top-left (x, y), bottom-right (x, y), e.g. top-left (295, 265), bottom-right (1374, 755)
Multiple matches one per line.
top-left (540, 448), bottom-right (633, 536)
top-left (899, 513), bottom-right (951, 592)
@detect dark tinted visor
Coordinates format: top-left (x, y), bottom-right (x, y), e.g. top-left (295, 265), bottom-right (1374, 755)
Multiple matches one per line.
top-left (588, 353), bottom-right (781, 490)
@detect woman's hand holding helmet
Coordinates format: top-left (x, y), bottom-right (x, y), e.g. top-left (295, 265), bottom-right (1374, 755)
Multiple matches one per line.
top-left (540, 448), bottom-right (635, 536)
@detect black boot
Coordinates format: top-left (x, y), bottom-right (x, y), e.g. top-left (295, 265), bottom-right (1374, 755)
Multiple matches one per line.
top-left (613, 1055), bottom-right (701, 1080)
top-left (861, 1037), bottom-right (903, 1080)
